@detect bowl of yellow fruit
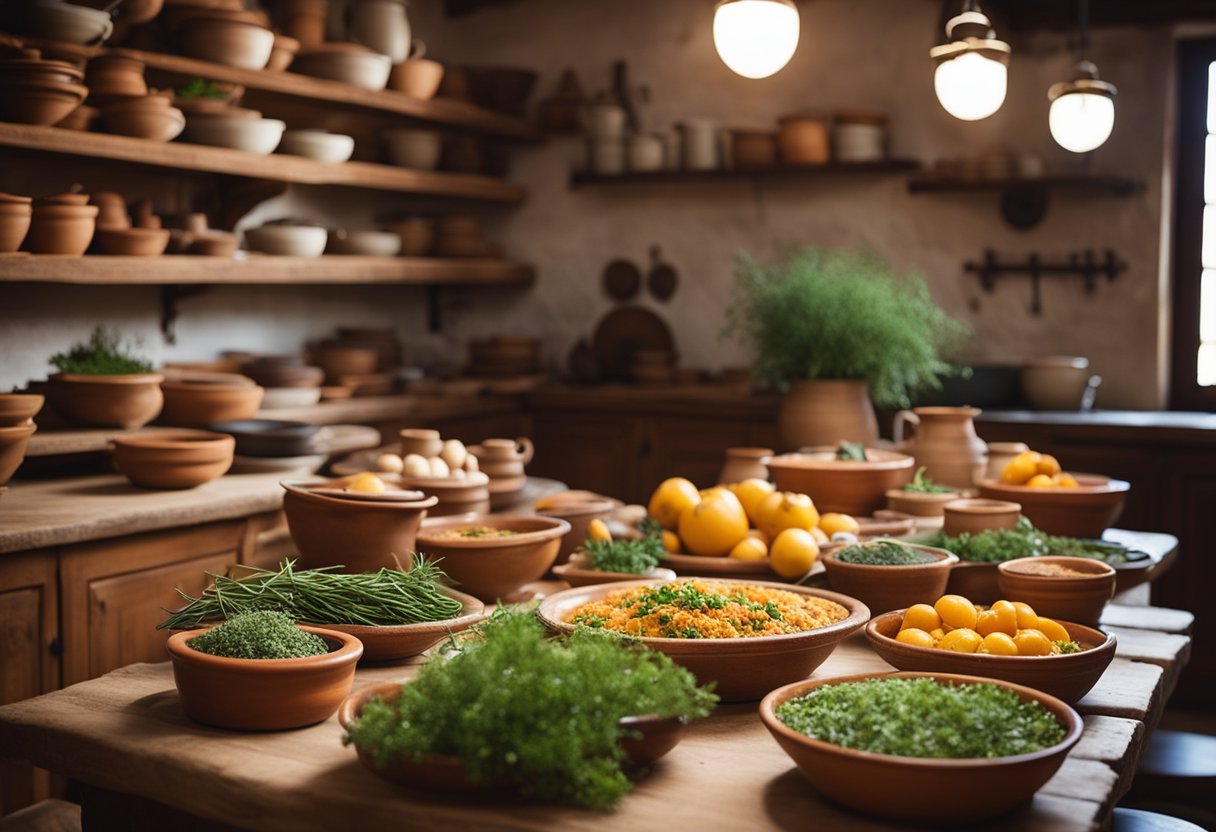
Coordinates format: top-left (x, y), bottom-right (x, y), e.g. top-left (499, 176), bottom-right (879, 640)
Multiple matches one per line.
top-left (977, 450), bottom-right (1129, 538)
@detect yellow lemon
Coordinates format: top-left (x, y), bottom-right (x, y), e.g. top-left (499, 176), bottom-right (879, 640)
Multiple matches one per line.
top-left (1055, 473), bottom-right (1080, 487)
top-left (1035, 617), bottom-right (1070, 643)
top-left (1026, 474), bottom-right (1057, 489)
top-left (818, 513), bottom-right (860, 537)
top-left (768, 528), bottom-right (819, 579)
top-left (587, 518), bottom-right (612, 543)
top-left (901, 603), bottom-right (942, 632)
top-left (347, 472), bottom-right (386, 494)
top-left (896, 628), bottom-right (936, 648)
top-left (1036, 454), bottom-right (1062, 477)
top-left (1000, 451), bottom-right (1042, 485)
top-left (986, 600), bottom-right (1019, 636)
top-left (660, 530), bottom-right (681, 553)
top-left (647, 477), bottom-right (701, 530)
top-left (810, 526), bottom-right (829, 544)
top-left (1011, 601), bottom-right (1039, 630)
top-left (978, 632), bottom-right (1019, 655)
top-left (937, 628), bottom-right (982, 653)
top-left (733, 478), bottom-right (776, 525)
top-left (677, 488), bottom-right (749, 557)
top-left (729, 537), bottom-right (768, 561)
top-left (756, 491), bottom-right (820, 540)
top-left (934, 594), bottom-right (978, 631)
top-left (1013, 628), bottom-right (1053, 656)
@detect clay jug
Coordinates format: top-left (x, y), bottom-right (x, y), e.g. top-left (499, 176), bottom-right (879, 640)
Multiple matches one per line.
top-left (893, 406), bottom-right (988, 490)
top-left (717, 447), bottom-right (772, 485)
top-left (349, 0), bottom-right (410, 63)
top-left (473, 437), bottom-right (533, 478)
top-left (777, 379), bottom-right (879, 450)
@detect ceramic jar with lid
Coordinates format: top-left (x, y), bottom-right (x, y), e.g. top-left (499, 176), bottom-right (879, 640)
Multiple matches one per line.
top-left (833, 109), bottom-right (886, 163)
top-left (778, 113), bottom-right (829, 165)
top-left (682, 118), bottom-right (718, 170)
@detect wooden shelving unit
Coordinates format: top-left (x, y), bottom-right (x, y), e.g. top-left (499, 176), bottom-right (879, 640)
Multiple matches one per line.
top-left (570, 160), bottom-right (920, 187)
top-left (907, 173), bottom-right (1145, 195)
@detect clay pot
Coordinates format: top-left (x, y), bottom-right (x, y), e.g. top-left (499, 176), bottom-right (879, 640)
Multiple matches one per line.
top-left (820, 544), bottom-right (958, 616)
top-left (399, 427), bottom-right (442, 458)
top-left (997, 557), bottom-right (1116, 627)
top-left (885, 487), bottom-right (960, 518)
top-left (26, 203), bottom-right (97, 255)
top-left (313, 341), bottom-right (379, 383)
top-left (167, 624), bottom-right (362, 730)
top-left (778, 113), bottom-right (830, 165)
top-left (0, 423), bottom-right (37, 486)
top-left (0, 394), bottom-right (44, 427)
top-left (385, 217), bottom-right (434, 256)
top-left (414, 515), bottom-right (570, 602)
top-left (767, 447), bottom-right (915, 515)
top-left (85, 53), bottom-right (147, 106)
top-left (718, 447), bottom-right (773, 484)
top-left (731, 129), bottom-right (777, 169)
top-left (321, 588), bottom-right (485, 661)
top-left (94, 227), bottom-right (171, 256)
top-left (0, 79), bottom-right (87, 125)
top-left (399, 472), bottom-right (491, 517)
top-left (55, 104), bottom-right (98, 131)
top-left (985, 441), bottom-right (1030, 481)
top-left (102, 95), bottom-right (186, 142)
top-left (90, 192), bottom-right (130, 230)
top-left (389, 57), bottom-right (445, 100)
top-left (893, 407), bottom-right (988, 490)
top-left (178, 18), bottom-right (275, 70)
top-left (189, 232), bottom-right (238, 257)
top-left (47, 373), bottom-right (165, 429)
top-left (980, 475), bottom-right (1130, 538)
top-left (112, 430), bottom-right (235, 489)
top-left (0, 203), bottom-right (33, 253)
top-left (336, 327), bottom-right (403, 370)
top-left (267, 33), bottom-right (300, 72)
top-left (536, 497), bottom-right (616, 566)
top-left (283, 0), bottom-right (329, 48)
top-left (281, 480), bottom-right (437, 572)
top-left (160, 380), bottom-right (264, 427)
top-left (942, 498), bottom-right (1022, 537)
top-left (777, 379), bottom-right (879, 450)
top-left (240, 360), bottom-right (324, 389)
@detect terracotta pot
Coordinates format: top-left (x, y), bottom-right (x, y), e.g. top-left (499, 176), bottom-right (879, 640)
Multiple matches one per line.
top-left (718, 447), bottom-right (773, 484)
top-left (167, 624), bottom-right (362, 730)
top-left (942, 498), bottom-right (1022, 537)
top-left (778, 113), bottom-right (830, 165)
top-left (281, 480), bottom-right (437, 572)
top-left (102, 95), bottom-right (186, 142)
top-left (414, 515), bottom-right (570, 602)
top-left (985, 441), bottom-right (1030, 481)
top-left (159, 380), bottom-right (264, 427)
top-left (283, 0), bottom-right (329, 48)
top-left (997, 557), bottom-right (1116, 627)
top-left (399, 427), bottom-right (442, 458)
top-left (0, 78), bottom-right (87, 125)
top-left (26, 203), bottom-right (97, 254)
top-left (89, 191), bottom-right (129, 230)
top-left (388, 57), bottom-right (445, 100)
top-left (0, 423), bottom-right (37, 486)
top-left (536, 497), bottom-right (616, 566)
top-left (84, 53), bottom-right (147, 105)
top-left (319, 588), bottom-right (485, 661)
top-left (777, 379), bottom-right (879, 450)
top-left (94, 227), bottom-right (171, 256)
top-left (313, 342), bottom-right (379, 383)
top-left (978, 475), bottom-right (1128, 538)
top-left (767, 447), bottom-right (915, 515)
top-left (267, 33), bottom-right (300, 72)
top-left (178, 18), bottom-right (275, 70)
top-left (0, 203), bottom-right (32, 253)
top-left (821, 545), bottom-right (958, 616)
top-left (884, 487), bottom-right (960, 517)
top-left (893, 407), bottom-right (988, 490)
top-left (386, 217), bottom-right (435, 256)
top-left (759, 671), bottom-right (1083, 823)
top-left (0, 393), bottom-right (44, 427)
top-left (47, 373), bottom-right (164, 428)
top-left (731, 129), bottom-right (777, 168)
top-left (112, 430), bottom-right (235, 489)
top-left (398, 472), bottom-right (491, 517)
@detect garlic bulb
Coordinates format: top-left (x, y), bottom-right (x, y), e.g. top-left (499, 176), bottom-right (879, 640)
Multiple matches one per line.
top-left (429, 456), bottom-right (450, 478)
top-left (401, 453), bottom-right (431, 478)
top-left (439, 439), bottom-right (467, 471)
top-left (375, 453), bottom-right (404, 473)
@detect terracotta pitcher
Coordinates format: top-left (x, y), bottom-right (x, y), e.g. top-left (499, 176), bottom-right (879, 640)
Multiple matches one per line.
top-left (471, 437), bottom-right (534, 478)
top-left (893, 407), bottom-right (988, 490)
top-left (718, 447), bottom-right (772, 485)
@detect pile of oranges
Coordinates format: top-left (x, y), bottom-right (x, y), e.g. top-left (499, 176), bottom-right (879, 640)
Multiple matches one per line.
top-left (646, 477), bottom-right (859, 579)
top-left (896, 594), bottom-right (1081, 656)
top-left (999, 450), bottom-right (1079, 488)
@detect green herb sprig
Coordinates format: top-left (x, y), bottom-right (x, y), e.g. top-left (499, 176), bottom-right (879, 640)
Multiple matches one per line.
top-left (903, 467), bottom-right (954, 493)
top-left (583, 535), bottom-right (665, 574)
top-left (49, 327), bottom-right (153, 376)
top-left (186, 611), bottom-right (327, 660)
top-left (835, 441), bottom-right (867, 461)
top-left (922, 517), bottom-right (1132, 565)
top-left (176, 78), bottom-right (231, 99)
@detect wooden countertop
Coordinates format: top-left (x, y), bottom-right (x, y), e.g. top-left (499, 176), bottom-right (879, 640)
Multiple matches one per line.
top-left (0, 601), bottom-right (1189, 832)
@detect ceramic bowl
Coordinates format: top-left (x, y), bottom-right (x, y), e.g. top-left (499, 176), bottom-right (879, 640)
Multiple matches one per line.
top-left (267, 32), bottom-right (300, 71)
top-left (208, 419), bottom-right (322, 457)
top-left (768, 447), bottom-right (917, 515)
top-left (101, 96), bottom-right (186, 142)
top-left (414, 515), bottom-right (571, 602)
top-left (0, 77), bottom-right (87, 125)
top-left (22, 2), bottom-right (115, 44)
top-left (388, 57), bottom-right (445, 100)
top-left (537, 579), bottom-right (870, 702)
top-left (245, 224), bottom-right (328, 257)
top-left (552, 555), bottom-right (678, 588)
top-left (293, 44), bottom-right (393, 90)
top-left (189, 232), bottom-right (239, 257)
top-left (48, 373), bottom-right (164, 428)
top-left (0, 203), bottom-right (32, 253)
top-left (997, 556), bottom-right (1117, 627)
top-left (160, 380), bottom-right (264, 427)
top-left (281, 479), bottom-right (438, 572)
top-left (820, 544), bottom-right (958, 616)
top-left (259, 387), bottom-right (323, 409)
top-left (55, 103), bottom-right (99, 131)
top-left (383, 128), bottom-right (442, 170)
top-left (277, 129), bottom-right (355, 163)
top-left (25, 203), bottom-right (97, 255)
top-left (112, 430), bottom-right (235, 489)
top-left (178, 18), bottom-right (275, 69)
top-left (0, 423), bottom-right (37, 486)
top-left (978, 475), bottom-right (1130, 538)
top-left (535, 497), bottom-right (617, 565)
top-left (387, 217), bottom-right (435, 256)
top-left (885, 487), bottom-right (960, 517)
top-left (759, 671), bottom-right (1083, 824)
top-left (865, 610), bottom-right (1117, 703)
top-left (942, 497), bottom-right (1022, 537)
top-left (317, 588), bottom-right (486, 661)
top-left (0, 393), bottom-right (44, 427)
top-left (183, 115), bottom-right (286, 155)
top-left (325, 229), bottom-right (401, 256)
top-left (239, 360), bottom-right (323, 389)
top-left (1021, 358), bottom-right (1093, 411)
top-left (167, 624), bottom-right (362, 730)
top-left (94, 227), bottom-right (171, 256)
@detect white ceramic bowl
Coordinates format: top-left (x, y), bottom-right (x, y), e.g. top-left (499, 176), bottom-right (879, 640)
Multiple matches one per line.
top-left (325, 230), bottom-right (402, 256)
top-left (178, 19), bottom-right (275, 70)
top-left (183, 115), bottom-right (286, 155)
top-left (383, 128), bottom-right (442, 170)
top-left (259, 387), bottom-right (324, 409)
top-left (245, 225), bottom-right (328, 257)
top-left (293, 48), bottom-right (392, 91)
top-left (277, 129), bottom-right (355, 164)
top-left (24, 1), bottom-right (114, 44)
top-left (1021, 357), bottom-right (1095, 411)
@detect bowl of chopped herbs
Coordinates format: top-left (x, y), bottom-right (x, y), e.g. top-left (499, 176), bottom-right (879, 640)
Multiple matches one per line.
top-left (759, 671), bottom-right (1082, 823)
top-left (46, 327), bottom-right (164, 429)
top-left (885, 467), bottom-right (960, 517)
top-left (166, 610), bottom-right (362, 730)
top-left (554, 532), bottom-right (678, 587)
top-left (820, 540), bottom-right (957, 615)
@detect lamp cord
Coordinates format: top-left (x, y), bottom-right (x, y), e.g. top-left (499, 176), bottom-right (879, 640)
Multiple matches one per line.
top-left (1078, 0), bottom-right (1090, 60)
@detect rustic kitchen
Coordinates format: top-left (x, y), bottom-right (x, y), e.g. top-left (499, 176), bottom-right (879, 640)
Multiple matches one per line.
top-left (0, 0), bottom-right (1210, 830)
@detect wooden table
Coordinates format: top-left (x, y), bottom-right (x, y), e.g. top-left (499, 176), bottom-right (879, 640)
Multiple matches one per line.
top-left (0, 593), bottom-right (1190, 832)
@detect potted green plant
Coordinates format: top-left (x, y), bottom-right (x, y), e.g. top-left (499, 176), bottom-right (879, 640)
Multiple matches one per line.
top-left (724, 247), bottom-right (969, 449)
top-left (46, 327), bottom-right (164, 428)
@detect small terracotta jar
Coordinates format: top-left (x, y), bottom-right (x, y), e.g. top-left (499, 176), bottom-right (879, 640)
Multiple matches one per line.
top-left (731, 129), bottom-right (777, 169)
top-left (778, 113), bottom-right (829, 165)
top-left (399, 428), bottom-right (442, 458)
top-left (718, 447), bottom-right (773, 485)
top-left (942, 498), bottom-right (1021, 537)
top-left (26, 202), bottom-right (98, 255)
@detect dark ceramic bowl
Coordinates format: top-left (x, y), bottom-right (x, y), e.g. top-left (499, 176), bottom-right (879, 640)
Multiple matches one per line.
top-left (208, 419), bottom-right (321, 457)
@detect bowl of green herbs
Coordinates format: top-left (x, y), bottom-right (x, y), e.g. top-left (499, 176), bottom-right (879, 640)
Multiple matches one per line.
top-left (553, 533), bottom-right (677, 587)
top-left (820, 540), bottom-right (957, 615)
top-left (46, 327), bottom-right (164, 429)
top-left (885, 467), bottom-right (960, 517)
top-left (759, 671), bottom-right (1082, 823)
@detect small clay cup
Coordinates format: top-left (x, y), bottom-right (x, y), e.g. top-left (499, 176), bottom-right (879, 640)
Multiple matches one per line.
top-left (0, 393), bottom-right (44, 426)
top-left (388, 57), bottom-right (445, 100)
top-left (26, 203), bottom-right (98, 255)
top-left (0, 203), bottom-right (32, 252)
top-left (112, 430), bottom-right (235, 489)
top-left (997, 556), bottom-right (1117, 627)
top-left (943, 498), bottom-right (1022, 537)
top-left (399, 427), bottom-right (442, 458)
top-left (0, 422), bottom-right (37, 486)
top-left (47, 372), bottom-right (164, 428)
top-left (820, 544), bottom-right (958, 616)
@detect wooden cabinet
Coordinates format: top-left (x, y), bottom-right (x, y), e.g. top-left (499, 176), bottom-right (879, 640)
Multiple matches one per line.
top-left (529, 412), bottom-right (643, 500)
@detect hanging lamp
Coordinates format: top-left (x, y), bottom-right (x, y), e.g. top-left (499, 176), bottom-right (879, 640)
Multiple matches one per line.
top-left (713, 0), bottom-right (800, 79)
top-left (1048, 1), bottom-right (1116, 153)
top-left (930, 1), bottom-right (1010, 121)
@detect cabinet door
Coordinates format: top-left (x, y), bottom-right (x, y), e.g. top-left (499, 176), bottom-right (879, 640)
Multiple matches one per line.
top-left (645, 417), bottom-right (761, 491)
top-left (528, 414), bottom-right (641, 502)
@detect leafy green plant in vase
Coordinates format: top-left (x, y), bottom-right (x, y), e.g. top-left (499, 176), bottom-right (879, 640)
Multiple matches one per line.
top-left (724, 247), bottom-right (969, 449)
top-left (46, 327), bottom-right (164, 428)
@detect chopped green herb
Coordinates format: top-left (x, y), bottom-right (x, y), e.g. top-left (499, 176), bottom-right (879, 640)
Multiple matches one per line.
top-left (1055, 640), bottom-right (1082, 654)
top-left (186, 611), bottom-right (327, 660)
top-left (836, 441), bottom-right (867, 461)
top-left (49, 327), bottom-right (153, 376)
top-left (835, 540), bottom-right (936, 566)
top-left (903, 466), bottom-right (954, 494)
top-left (176, 78), bottom-right (231, 100)
top-left (583, 535), bottom-right (665, 574)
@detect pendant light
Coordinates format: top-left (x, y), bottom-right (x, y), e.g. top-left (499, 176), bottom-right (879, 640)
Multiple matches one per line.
top-left (713, 0), bottom-right (800, 80)
top-left (929, 2), bottom-right (1010, 121)
top-left (1048, 1), bottom-right (1116, 153)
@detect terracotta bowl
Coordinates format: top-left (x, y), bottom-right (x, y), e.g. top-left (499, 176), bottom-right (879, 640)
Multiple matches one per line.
top-left (167, 624), bottom-right (362, 730)
top-left (0, 422), bottom-right (37, 486)
top-left (820, 544), bottom-right (958, 616)
top-left (885, 488), bottom-right (960, 517)
top-left (48, 372), bottom-right (164, 428)
top-left (414, 515), bottom-right (570, 602)
top-left (94, 227), bottom-right (171, 256)
top-left (758, 671), bottom-right (1083, 824)
top-left (26, 204), bottom-right (97, 255)
top-left (293, 44), bottom-right (393, 90)
top-left (0, 80), bottom-right (87, 125)
top-left (536, 497), bottom-right (617, 565)
top-left (0, 203), bottom-right (32, 252)
top-left (552, 555), bottom-right (678, 588)
top-left (55, 103), bottom-right (99, 131)
top-left (160, 380), bottom-right (264, 427)
top-left (997, 557), bottom-right (1117, 627)
top-left (101, 97), bottom-right (186, 142)
top-left (239, 360), bottom-right (323, 389)
top-left (978, 476), bottom-right (1130, 538)
top-left (316, 588), bottom-right (485, 662)
top-left (338, 681), bottom-right (689, 791)
top-left (388, 57), bottom-right (445, 100)
top-left (281, 480), bottom-right (438, 573)
top-left (112, 430), bottom-right (235, 489)
top-left (768, 447), bottom-right (916, 515)
top-left (178, 18), bottom-right (275, 70)
top-left (537, 579), bottom-right (870, 702)
top-left (312, 342), bottom-right (378, 382)
top-left (942, 497), bottom-right (1022, 537)
top-left (0, 393), bottom-right (44, 427)
top-left (865, 610), bottom-right (1116, 703)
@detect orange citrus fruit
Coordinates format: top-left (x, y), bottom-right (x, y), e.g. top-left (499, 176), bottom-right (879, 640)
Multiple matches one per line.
top-left (677, 488), bottom-right (749, 557)
top-left (818, 512), bottom-right (860, 538)
top-left (648, 477), bottom-right (701, 530)
top-left (587, 518), bottom-right (612, 543)
top-left (729, 537), bottom-right (768, 561)
top-left (768, 528), bottom-right (819, 578)
top-left (732, 478), bottom-right (776, 525)
top-left (756, 491), bottom-right (820, 540)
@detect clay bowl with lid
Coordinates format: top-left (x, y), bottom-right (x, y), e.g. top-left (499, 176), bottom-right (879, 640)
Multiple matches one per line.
top-left (102, 94), bottom-right (186, 142)
top-left (0, 422), bottom-right (37, 486)
top-left (178, 16), bottom-right (275, 69)
top-left (538, 579), bottom-right (870, 702)
top-left (0, 201), bottom-right (32, 253)
top-left (535, 495), bottom-right (617, 566)
top-left (94, 227), bottom-right (172, 256)
top-left (0, 78), bottom-right (87, 126)
top-left (820, 543), bottom-right (958, 616)
top-left (281, 479), bottom-right (438, 573)
top-left (26, 202), bottom-right (97, 255)
top-left (167, 623), bottom-right (362, 730)
top-left (414, 515), bottom-right (571, 603)
top-left (0, 50), bottom-right (85, 86)
top-left (978, 475), bottom-right (1130, 539)
top-left (0, 394), bottom-right (44, 427)
top-left (48, 372), bottom-right (164, 428)
top-left (112, 429), bottom-right (235, 489)
top-left (997, 556), bottom-right (1116, 627)
top-left (767, 447), bottom-right (916, 515)
top-left (942, 497), bottom-right (1021, 537)
top-left (865, 610), bottom-right (1116, 703)
top-left (160, 379), bottom-right (264, 427)
top-left (319, 587), bottom-right (486, 662)
top-left (758, 671), bottom-right (1083, 824)
top-left (396, 471), bottom-right (491, 517)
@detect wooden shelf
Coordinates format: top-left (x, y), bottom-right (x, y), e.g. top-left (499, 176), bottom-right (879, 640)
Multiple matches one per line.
top-left (0, 254), bottom-right (536, 286)
top-left (907, 173), bottom-right (1145, 195)
top-left (0, 123), bottom-right (525, 203)
top-left (570, 159), bottom-right (921, 187)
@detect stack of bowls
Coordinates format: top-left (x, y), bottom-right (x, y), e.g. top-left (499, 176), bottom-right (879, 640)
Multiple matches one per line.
top-left (0, 193), bottom-right (33, 253)
top-left (293, 43), bottom-right (393, 90)
top-left (177, 12), bottom-right (276, 70)
top-left (27, 192), bottom-right (98, 255)
top-left (0, 394), bottom-right (43, 489)
top-left (311, 340), bottom-right (379, 384)
top-left (90, 192), bottom-right (171, 256)
top-left (468, 437), bottom-right (533, 507)
top-left (21, 1), bottom-right (114, 45)
top-left (0, 49), bottom-right (88, 126)
top-left (102, 92), bottom-right (185, 143)
top-left (240, 357), bottom-right (324, 409)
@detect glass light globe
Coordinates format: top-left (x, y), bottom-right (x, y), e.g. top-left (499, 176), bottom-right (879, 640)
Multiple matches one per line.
top-left (1049, 91), bottom-right (1115, 153)
top-left (713, 0), bottom-right (800, 80)
top-left (934, 51), bottom-right (1008, 121)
